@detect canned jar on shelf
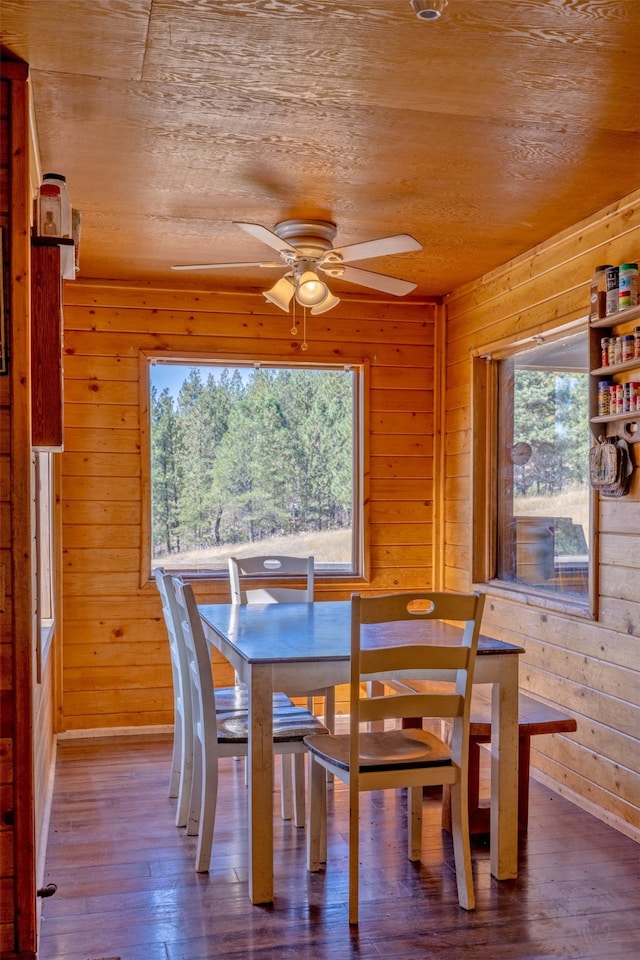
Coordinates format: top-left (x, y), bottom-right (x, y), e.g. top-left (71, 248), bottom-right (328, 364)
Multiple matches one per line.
top-left (618, 262), bottom-right (638, 310)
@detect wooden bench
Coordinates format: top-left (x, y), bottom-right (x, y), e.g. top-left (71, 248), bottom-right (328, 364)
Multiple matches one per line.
top-left (387, 679), bottom-right (577, 835)
top-left (442, 690), bottom-right (577, 835)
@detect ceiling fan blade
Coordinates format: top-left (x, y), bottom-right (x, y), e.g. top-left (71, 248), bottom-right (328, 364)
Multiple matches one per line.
top-left (322, 264), bottom-right (417, 296)
top-left (234, 221), bottom-right (300, 255)
top-left (171, 260), bottom-right (283, 271)
top-left (323, 233), bottom-right (422, 264)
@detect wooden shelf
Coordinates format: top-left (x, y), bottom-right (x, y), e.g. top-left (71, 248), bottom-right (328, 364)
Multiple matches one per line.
top-left (591, 357), bottom-right (640, 376)
top-left (591, 411), bottom-right (640, 425)
top-left (31, 235), bottom-right (74, 247)
top-left (590, 303), bottom-right (640, 328)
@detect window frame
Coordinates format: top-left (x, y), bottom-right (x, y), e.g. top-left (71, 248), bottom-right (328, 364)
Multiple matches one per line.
top-left (471, 324), bottom-right (597, 619)
top-left (139, 350), bottom-right (368, 586)
top-left (34, 449), bottom-right (57, 680)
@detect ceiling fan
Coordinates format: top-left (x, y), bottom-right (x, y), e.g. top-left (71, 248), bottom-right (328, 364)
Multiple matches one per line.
top-left (172, 219), bottom-right (422, 315)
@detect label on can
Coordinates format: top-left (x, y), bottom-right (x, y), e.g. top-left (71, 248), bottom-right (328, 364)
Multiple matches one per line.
top-left (619, 263), bottom-right (639, 310)
top-left (597, 381), bottom-right (610, 416)
top-left (622, 335), bottom-right (635, 362)
top-left (605, 266), bottom-right (619, 316)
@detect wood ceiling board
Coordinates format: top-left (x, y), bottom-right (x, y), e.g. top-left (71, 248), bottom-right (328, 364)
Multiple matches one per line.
top-left (0, 0), bottom-right (151, 80)
top-left (143, 1), bottom-right (637, 126)
top-left (1, 0), bottom-right (639, 297)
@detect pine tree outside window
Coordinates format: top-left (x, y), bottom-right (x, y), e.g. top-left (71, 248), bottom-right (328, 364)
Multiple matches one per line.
top-left (148, 360), bottom-right (361, 576)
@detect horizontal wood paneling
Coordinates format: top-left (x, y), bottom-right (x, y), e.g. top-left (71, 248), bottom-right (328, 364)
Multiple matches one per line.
top-left (60, 285), bottom-right (436, 729)
top-left (444, 188), bottom-right (640, 838)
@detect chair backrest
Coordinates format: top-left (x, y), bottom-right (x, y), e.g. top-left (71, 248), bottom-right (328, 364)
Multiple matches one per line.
top-left (153, 566), bottom-right (193, 723)
top-left (350, 591), bottom-right (485, 767)
top-left (172, 577), bottom-right (219, 757)
top-left (228, 555), bottom-right (314, 604)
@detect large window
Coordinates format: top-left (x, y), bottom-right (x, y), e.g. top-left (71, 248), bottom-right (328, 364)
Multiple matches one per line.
top-left (495, 332), bottom-right (590, 601)
top-left (149, 360), bottom-right (361, 575)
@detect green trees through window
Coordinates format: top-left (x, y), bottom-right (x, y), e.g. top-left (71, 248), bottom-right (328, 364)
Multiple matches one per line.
top-left (497, 332), bottom-right (590, 599)
top-left (150, 363), bottom-right (356, 572)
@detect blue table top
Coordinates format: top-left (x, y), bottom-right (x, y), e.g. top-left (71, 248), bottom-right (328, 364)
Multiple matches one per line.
top-left (198, 600), bottom-right (524, 665)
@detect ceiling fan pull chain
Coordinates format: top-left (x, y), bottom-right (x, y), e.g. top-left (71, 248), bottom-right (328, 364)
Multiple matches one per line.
top-left (291, 298), bottom-right (298, 336)
top-left (302, 308), bottom-right (308, 351)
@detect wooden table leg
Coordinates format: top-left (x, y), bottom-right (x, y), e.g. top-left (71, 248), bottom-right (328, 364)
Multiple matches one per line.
top-left (248, 664), bottom-right (274, 904)
top-left (490, 658), bottom-right (519, 879)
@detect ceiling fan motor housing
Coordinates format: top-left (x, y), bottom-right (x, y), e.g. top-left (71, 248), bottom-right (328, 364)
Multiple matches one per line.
top-left (274, 219), bottom-right (337, 258)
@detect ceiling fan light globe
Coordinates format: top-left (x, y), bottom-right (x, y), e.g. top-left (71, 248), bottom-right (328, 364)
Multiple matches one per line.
top-left (295, 271), bottom-right (329, 307)
top-left (263, 275), bottom-right (295, 311)
top-left (310, 291), bottom-right (340, 316)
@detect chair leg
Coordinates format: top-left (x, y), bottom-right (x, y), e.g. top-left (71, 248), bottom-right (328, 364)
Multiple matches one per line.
top-left (280, 754), bottom-right (293, 821)
top-left (348, 781), bottom-right (360, 925)
top-left (307, 757), bottom-right (325, 872)
top-left (195, 746), bottom-right (219, 873)
top-left (442, 737), bottom-right (481, 834)
top-left (293, 753), bottom-right (306, 828)
top-left (169, 707), bottom-right (182, 799)
top-left (186, 737), bottom-right (202, 838)
top-left (176, 704), bottom-right (193, 827)
top-left (323, 689), bottom-right (336, 783)
top-left (175, 720), bottom-right (193, 829)
top-left (324, 688), bottom-right (336, 733)
top-left (408, 785), bottom-right (422, 861)
top-left (449, 780), bottom-right (475, 910)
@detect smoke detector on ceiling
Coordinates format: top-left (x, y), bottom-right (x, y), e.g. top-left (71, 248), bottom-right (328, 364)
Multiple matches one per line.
top-left (410, 0), bottom-right (448, 19)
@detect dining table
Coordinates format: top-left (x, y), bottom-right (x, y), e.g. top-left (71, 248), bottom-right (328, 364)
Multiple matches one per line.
top-left (198, 599), bottom-right (524, 905)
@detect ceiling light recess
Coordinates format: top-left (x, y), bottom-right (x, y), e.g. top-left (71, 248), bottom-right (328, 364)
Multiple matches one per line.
top-left (411, 0), bottom-right (447, 20)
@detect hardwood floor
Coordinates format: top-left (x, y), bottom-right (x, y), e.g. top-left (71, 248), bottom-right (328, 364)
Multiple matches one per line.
top-left (39, 735), bottom-right (640, 960)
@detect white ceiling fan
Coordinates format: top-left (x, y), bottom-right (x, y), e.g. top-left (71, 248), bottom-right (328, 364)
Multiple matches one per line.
top-left (172, 219), bottom-right (422, 315)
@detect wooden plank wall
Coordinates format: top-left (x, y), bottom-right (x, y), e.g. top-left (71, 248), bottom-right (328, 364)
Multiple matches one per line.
top-left (59, 286), bottom-right (437, 729)
top-left (444, 189), bottom-right (640, 840)
top-left (0, 71), bottom-right (15, 957)
top-left (1, 57), bottom-right (41, 959)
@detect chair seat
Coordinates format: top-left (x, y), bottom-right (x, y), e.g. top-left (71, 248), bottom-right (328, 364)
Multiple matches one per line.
top-left (214, 686), bottom-right (293, 712)
top-left (218, 707), bottom-right (328, 744)
top-left (305, 728), bottom-right (452, 772)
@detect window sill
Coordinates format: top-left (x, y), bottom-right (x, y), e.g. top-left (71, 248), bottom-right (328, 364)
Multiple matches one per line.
top-left (474, 579), bottom-right (595, 620)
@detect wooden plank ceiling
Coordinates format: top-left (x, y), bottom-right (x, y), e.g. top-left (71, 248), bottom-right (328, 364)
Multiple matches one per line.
top-left (1, 0), bottom-right (639, 299)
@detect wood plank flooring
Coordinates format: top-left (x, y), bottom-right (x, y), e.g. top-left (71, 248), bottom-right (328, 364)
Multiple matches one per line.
top-left (38, 735), bottom-right (640, 960)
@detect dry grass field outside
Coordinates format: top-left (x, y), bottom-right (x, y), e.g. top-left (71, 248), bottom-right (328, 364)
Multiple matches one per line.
top-left (156, 484), bottom-right (590, 575)
top-left (514, 486), bottom-right (590, 547)
top-left (154, 527), bottom-right (353, 571)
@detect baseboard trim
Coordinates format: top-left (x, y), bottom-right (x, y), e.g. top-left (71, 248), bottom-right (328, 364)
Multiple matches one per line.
top-left (532, 768), bottom-right (640, 844)
top-left (56, 724), bottom-right (173, 741)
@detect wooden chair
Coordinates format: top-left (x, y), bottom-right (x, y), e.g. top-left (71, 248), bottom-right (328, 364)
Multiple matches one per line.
top-left (228, 555), bottom-right (336, 731)
top-left (304, 590), bottom-right (485, 924)
top-left (172, 577), bottom-right (328, 873)
top-left (153, 567), bottom-right (295, 828)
